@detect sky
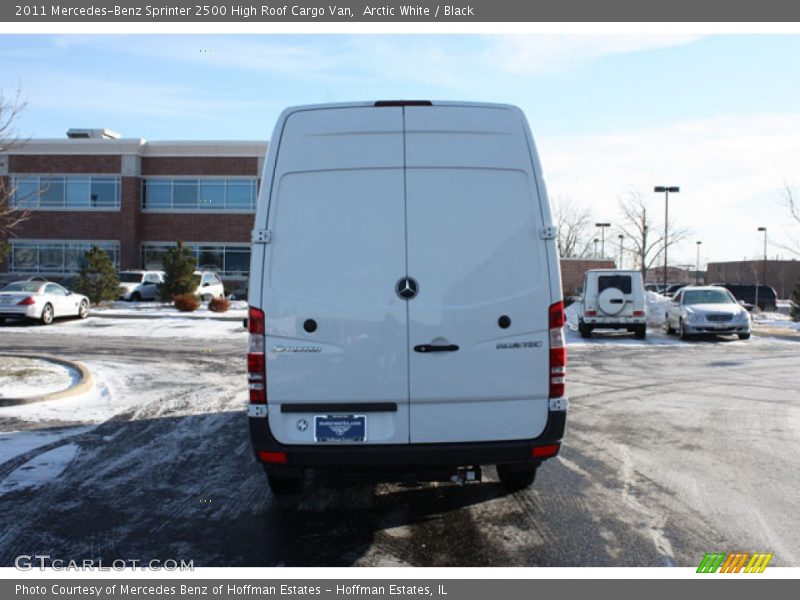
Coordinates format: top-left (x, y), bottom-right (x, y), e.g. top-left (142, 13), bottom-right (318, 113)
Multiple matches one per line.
top-left (2, 33), bottom-right (800, 266)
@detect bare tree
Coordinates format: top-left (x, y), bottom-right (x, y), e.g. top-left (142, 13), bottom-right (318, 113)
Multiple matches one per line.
top-left (0, 87), bottom-right (31, 261)
top-left (777, 184), bottom-right (800, 256)
top-left (616, 189), bottom-right (690, 281)
top-left (553, 196), bottom-right (593, 258)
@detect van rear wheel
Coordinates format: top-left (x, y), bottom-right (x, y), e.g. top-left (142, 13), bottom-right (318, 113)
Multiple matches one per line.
top-left (634, 325), bottom-right (646, 340)
top-left (497, 463), bottom-right (537, 491)
top-left (579, 321), bottom-right (592, 338)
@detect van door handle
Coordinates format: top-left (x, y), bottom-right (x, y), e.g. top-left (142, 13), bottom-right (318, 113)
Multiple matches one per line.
top-left (414, 344), bottom-right (460, 353)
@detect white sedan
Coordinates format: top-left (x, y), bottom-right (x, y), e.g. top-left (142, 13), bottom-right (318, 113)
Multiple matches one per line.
top-left (0, 281), bottom-right (89, 325)
top-left (665, 285), bottom-right (751, 340)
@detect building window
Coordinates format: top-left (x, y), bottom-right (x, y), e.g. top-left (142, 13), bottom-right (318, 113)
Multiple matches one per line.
top-left (11, 176), bottom-right (121, 210)
top-left (141, 178), bottom-right (257, 212)
top-left (141, 243), bottom-right (250, 277)
top-left (9, 241), bottom-right (120, 274)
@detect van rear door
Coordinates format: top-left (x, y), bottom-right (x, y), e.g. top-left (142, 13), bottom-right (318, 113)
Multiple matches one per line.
top-left (403, 105), bottom-right (551, 443)
top-left (262, 106), bottom-right (410, 445)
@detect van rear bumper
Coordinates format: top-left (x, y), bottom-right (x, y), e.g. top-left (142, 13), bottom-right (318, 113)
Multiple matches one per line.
top-left (248, 409), bottom-right (566, 469)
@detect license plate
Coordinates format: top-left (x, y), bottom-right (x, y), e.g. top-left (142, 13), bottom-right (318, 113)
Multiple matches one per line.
top-left (0, 297), bottom-right (12, 305)
top-left (314, 415), bottom-right (366, 442)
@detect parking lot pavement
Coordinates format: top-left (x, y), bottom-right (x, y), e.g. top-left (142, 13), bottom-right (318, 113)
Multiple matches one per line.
top-left (0, 329), bottom-right (797, 567)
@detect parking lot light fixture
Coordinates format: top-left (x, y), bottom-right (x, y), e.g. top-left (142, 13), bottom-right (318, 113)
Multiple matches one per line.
top-left (618, 234), bottom-right (624, 268)
top-left (595, 222), bottom-right (611, 258)
top-left (756, 227), bottom-right (767, 310)
top-left (654, 186), bottom-right (680, 292)
top-left (696, 241), bottom-right (702, 285)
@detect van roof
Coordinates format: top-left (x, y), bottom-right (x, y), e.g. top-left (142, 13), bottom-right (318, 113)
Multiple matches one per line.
top-left (278, 100), bottom-right (521, 115)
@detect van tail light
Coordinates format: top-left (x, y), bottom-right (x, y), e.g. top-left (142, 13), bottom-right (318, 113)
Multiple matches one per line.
top-left (531, 443), bottom-right (561, 458)
top-left (247, 306), bottom-right (267, 404)
top-left (584, 310), bottom-right (597, 317)
top-left (549, 301), bottom-right (566, 399)
top-left (17, 296), bottom-right (36, 306)
top-left (633, 310), bottom-right (645, 317)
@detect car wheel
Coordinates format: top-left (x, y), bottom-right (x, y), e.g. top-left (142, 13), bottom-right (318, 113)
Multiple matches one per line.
top-left (131, 292), bottom-right (142, 302)
top-left (497, 463), bottom-right (537, 491)
top-left (665, 315), bottom-right (675, 335)
top-left (579, 321), bottom-right (591, 339)
top-left (634, 325), bottom-right (646, 340)
top-left (78, 300), bottom-right (89, 319)
top-left (738, 333), bottom-right (751, 340)
top-left (679, 319), bottom-right (690, 340)
top-left (40, 303), bottom-right (54, 325)
top-left (266, 470), bottom-right (305, 495)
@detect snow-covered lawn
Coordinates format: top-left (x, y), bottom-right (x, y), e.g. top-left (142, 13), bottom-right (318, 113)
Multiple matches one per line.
top-left (3, 315), bottom-right (247, 339)
top-left (91, 299), bottom-right (248, 319)
top-left (0, 356), bottom-right (79, 399)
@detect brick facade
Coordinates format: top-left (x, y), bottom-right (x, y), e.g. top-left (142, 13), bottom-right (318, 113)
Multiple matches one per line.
top-left (1, 137), bottom-right (266, 278)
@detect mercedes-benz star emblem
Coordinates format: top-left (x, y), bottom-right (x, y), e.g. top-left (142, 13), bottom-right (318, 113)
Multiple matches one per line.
top-left (297, 419), bottom-right (308, 432)
top-left (395, 277), bottom-right (419, 299)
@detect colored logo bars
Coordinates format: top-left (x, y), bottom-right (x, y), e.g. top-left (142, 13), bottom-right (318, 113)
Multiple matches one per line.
top-left (697, 552), bottom-right (773, 573)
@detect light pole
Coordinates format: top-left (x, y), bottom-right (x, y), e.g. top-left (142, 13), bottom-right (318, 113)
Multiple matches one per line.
top-left (758, 226), bottom-right (767, 286)
top-left (757, 226), bottom-right (767, 310)
top-left (595, 222), bottom-right (611, 258)
top-left (695, 241), bottom-right (702, 285)
top-left (654, 186), bottom-right (680, 293)
top-left (618, 234), bottom-right (624, 269)
top-left (593, 238), bottom-right (599, 258)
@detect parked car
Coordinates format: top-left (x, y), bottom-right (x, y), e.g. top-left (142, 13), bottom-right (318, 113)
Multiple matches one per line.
top-left (644, 283), bottom-right (664, 294)
top-left (715, 283), bottom-right (778, 312)
top-left (247, 101), bottom-right (567, 494)
top-left (662, 283), bottom-right (688, 298)
top-left (229, 281), bottom-right (248, 301)
top-left (194, 271), bottom-right (225, 301)
top-left (664, 285), bottom-right (751, 340)
top-left (118, 270), bottom-right (165, 301)
top-left (579, 269), bottom-right (647, 339)
top-left (0, 281), bottom-right (89, 325)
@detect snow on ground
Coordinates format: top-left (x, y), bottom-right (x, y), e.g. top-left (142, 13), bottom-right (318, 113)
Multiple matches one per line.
top-left (2, 315), bottom-right (247, 339)
top-left (0, 443), bottom-right (79, 497)
top-left (753, 310), bottom-right (800, 331)
top-left (92, 300), bottom-right (247, 319)
top-left (0, 426), bottom-right (93, 466)
top-left (0, 356), bottom-right (78, 399)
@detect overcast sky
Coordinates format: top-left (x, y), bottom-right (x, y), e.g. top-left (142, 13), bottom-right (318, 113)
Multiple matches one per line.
top-left (2, 34), bottom-right (800, 266)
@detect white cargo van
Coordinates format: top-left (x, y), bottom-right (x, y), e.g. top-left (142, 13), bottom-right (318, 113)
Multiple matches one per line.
top-left (578, 269), bottom-right (647, 339)
top-left (247, 101), bottom-right (567, 494)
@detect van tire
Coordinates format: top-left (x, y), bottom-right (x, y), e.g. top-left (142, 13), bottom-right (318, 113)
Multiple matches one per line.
top-left (266, 471), bottom-right (305, 495)
top-left (634, 325), bottom-right (646, 340)
top-left (579, 321), bottom-right (592, 338)
top-left (738, 333), bottom-right (751, 340)
top-left (497, 463), bottom-right (537, 491)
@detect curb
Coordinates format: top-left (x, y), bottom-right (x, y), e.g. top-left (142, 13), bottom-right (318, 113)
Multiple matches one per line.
top-left (0, 353), bottom-right (94, 406)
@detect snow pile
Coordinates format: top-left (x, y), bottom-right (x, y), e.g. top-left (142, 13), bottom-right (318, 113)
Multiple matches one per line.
top-left (564, 301), bottom-right (581, 330)
top-left (646, 291), bottom-right (669, 327)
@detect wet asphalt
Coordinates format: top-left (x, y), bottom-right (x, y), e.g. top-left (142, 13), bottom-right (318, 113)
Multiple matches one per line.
top-left (0, 325), bottom-right (798, 567)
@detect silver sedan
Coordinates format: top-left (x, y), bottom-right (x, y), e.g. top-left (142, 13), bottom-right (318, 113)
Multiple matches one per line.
top-left (665, 286), bottom-right (751, 340)
top-left (0, 281), bottom-right (90, 325)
